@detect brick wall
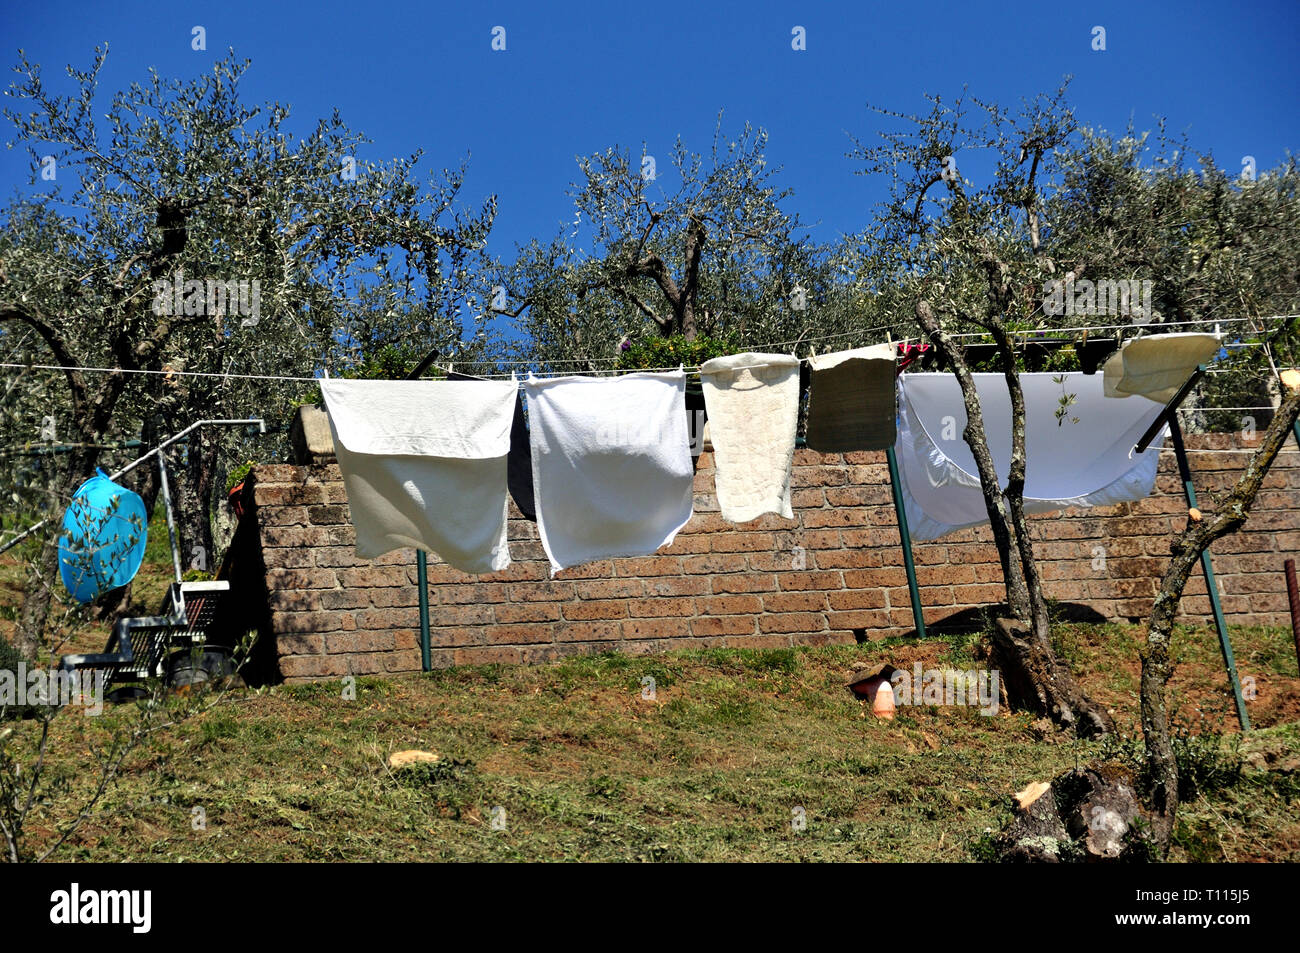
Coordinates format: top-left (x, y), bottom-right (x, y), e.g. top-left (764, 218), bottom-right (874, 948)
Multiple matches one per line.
top-left (237, 434), bottom-right (1300, 681)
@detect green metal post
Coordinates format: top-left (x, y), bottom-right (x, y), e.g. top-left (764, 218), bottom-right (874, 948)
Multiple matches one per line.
top-left (405, 351), bottom-right (441, 674)
top-left (1169, 417), bottom-right (1250, 731)
top-left (417, 550), bottom-right (431, 672)
top-left (885, 444), bottom-right (927, 639)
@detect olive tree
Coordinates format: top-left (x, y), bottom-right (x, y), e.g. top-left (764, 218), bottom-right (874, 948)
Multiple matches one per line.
top-left (0, 47), bottom-right (500, 657)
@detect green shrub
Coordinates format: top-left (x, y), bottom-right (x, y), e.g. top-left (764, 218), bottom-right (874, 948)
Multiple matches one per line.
top-left (1097, 729), bottom-right (1244, 802)
top-left (225, 460), bottom-right (257, 494)
top-left (616, 332), bottom-right (739, 371)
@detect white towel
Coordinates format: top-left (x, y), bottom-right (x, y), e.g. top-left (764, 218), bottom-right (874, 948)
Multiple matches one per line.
top-left (320, 377), bottom-right (517, 573)
top-left (699, 352), bottom-right (802, 522)
top-left (805, 343), bottom-right (898, 452)
top-left (895, 372), bottom-right (1168, 540)
top-left (525, 370), bottom-right (694, 573)
top-left (1102, 332), bottom-right (1220, 403)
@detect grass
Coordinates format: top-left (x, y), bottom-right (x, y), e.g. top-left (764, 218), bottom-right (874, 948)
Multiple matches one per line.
top-left (5, 621), bottom-right (1298, 862)
top-left (3, 516), bottom-right (1298, 861)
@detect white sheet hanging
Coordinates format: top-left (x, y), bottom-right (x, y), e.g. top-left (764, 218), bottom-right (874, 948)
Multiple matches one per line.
top-left (526, 370), bottom-right (695, 573)
top-left (1102, 332), bottom-right (1220, 403)
top-left (895, 372), bottom-right (1168, 540)
top-left (699, 353), bottom-right (802, 522)
top-left (320, 377), bottom-right (517, 572)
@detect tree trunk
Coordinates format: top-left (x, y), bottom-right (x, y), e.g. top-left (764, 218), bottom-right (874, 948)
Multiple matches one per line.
top-left (1141, 376), bottom-right (1300, 854)
top-left (915, 299), bottom-right (1113, 737)
top-left (13, 447), bottom-right (98, 660)
top-left (178, 431), bottom-right (219, 574)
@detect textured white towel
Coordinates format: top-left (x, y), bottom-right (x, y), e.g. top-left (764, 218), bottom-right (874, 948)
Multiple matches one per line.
top-left (1103, 332), bottom-right (1220, 403)
top-left (526, 370), bottom-right (694, 573)
top-left (805, 343), bottom-right (898, 452)
top-left (896, 372), bottom-right (1168, 540)
top-left (700, 353), bottom-right (802, 522)
top-left (320, 377), bottom-right (517, 572)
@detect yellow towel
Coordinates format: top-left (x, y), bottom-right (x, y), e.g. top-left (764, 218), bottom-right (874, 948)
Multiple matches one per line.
top-left (1102, 332), bottom-right (1220, 403)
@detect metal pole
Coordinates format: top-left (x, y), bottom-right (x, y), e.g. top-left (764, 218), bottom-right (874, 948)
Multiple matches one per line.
top-left (1285, 559), bottom-right (1300, 679)
top-left (1168, 417), bottom-right (1250, 731)
top-left (0, 418), bottom-right (265, 555)
top-left (885, 444), bottom-right (926, 639)
top-left (155, 451), bottom-right (184, 587)
top-left (405, 353), bottom-right (439, 672)
top-left (417, 550), bottom-right (432, 672)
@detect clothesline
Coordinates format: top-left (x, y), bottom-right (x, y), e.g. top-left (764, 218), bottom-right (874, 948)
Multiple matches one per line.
top-left (1, 312), bottom-right (1293, 385)
top-left (0, 352), bottom-right (1282, 385)
top-left (1161, 447), bottom-right (1299, 454)
top-left (942, 313), bottom-right (1295, 340)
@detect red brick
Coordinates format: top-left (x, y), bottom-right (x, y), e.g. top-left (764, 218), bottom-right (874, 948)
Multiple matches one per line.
top-left (793, 467), bottom-right (848, 487)
top-left (494, 603), bottom-right (562, 623)
top-left (485, 624), bottom-right (552, 645)
top-left (278, 654), bottom-right (348, 679)
top-left (843, 568), bottom-right (907, 588)
top-left (435, 584), bottom-right (509, 605)
top-left (726, 634), bottom-right (795, 649)
top-left (623, 618), bottom-right (690, 639)
top-left (512, 582), bottom-right (576, 602)
top-left (276, 612), bottom-right (345, 635)
top-left (563, 600), bottom-right (629, 621)
top-left (699, 595), bottom-right (763, 615)
top-left (778, 571), bottom-right (844, 591)
top-left (827, 589), bottom-right (887, 610)
top-left (692, 616), bottom-right (757, 636)
top-left (827, 610), bottom-right (891, 630)
top-left (627, 597), bottom-right (696, 618)
top-left (454, 647), bottom-right (521, 666)
top-left (710, 533), bottom-right (778, 553)
top-left (759, 612), bottom-right (826, 633)
top-left (426, 627), bottom-right (483, 647)
top-left (338, 567), bottom-right (409, 588)
top-left (681, 554), bottom-right (747, 575)
top-left (644, 576), bottom-right (710, 597)
top-left (324, 631), bottom-right (396, 653)
top-left (615, 556), bottom-right (684, 577)
top-left (763, 592), bottom-right (828, 612)
top-left (575, 578), bottom-right (646, 599)
top-left (355, 608), bottom-right (421, 629)
top-left (555, 622), bottom-right (624, 642)
top-left (712, 573), bottom-right (777, 594)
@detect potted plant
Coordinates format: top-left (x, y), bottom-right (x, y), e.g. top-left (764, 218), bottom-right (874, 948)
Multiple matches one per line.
top-left (225, 460), bottom-right (256, 520)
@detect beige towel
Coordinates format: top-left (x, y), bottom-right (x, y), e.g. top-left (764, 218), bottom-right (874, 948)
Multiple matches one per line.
top-left (1102, 332), bottom-right (1220, 403)
top-left (805, 343), bottom-right (897, 452)
top-left (700, 353), bottom-right (801, 523)
top-left (320, 378), bottom-right (517, 573)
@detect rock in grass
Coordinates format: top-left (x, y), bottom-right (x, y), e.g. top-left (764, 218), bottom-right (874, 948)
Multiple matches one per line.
top-left (388, 749), bottom-right (440, 770)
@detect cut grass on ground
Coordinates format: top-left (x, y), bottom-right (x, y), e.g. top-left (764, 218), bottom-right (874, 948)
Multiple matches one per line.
top-left (6, 622), bottom-right (1299, 862)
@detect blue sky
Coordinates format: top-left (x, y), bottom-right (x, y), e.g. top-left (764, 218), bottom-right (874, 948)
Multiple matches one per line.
top-left (2, 0), bottom-right (1297, 286)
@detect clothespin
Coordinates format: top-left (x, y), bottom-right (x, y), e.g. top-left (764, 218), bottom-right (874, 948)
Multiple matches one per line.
top-left (1213, 322), bottom-right (1222, 340)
